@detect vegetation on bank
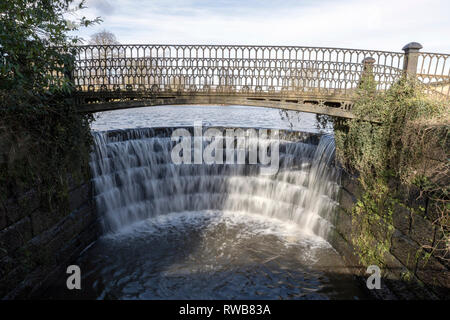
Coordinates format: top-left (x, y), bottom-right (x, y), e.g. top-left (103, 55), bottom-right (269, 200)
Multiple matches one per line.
top-left (334, 74), bottom-right (449, 267)
top-left (0, 0), bottom-right (99, 210)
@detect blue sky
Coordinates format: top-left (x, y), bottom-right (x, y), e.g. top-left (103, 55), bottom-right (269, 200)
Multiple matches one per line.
top-left (71, 0), bottom-right (450, 53)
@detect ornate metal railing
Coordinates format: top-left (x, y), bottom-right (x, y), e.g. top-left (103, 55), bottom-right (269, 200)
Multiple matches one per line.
top-left (417, 52), bottom-right (450, 98)
top-left (71, 43), bottom-right (449, 107)
top-left (72, 44), bottom-right (406, 98)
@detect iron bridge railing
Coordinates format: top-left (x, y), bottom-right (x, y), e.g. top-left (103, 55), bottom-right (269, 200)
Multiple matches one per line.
top-left (70, 43), bottom-right (450, 106)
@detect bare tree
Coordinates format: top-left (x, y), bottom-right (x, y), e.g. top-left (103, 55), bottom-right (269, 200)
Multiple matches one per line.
top-left (87, 30), bottom-right (122, 87)
top-left (89, 30), bottom-right (120, 45)
top-left (86, 30), bottom-right (159, 90)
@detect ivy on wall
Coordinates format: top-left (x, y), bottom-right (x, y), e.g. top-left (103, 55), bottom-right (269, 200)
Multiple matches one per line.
top-left (334, 74), bottom-right (449, 266)
top-left (0, 0), bottom-right (100, 211)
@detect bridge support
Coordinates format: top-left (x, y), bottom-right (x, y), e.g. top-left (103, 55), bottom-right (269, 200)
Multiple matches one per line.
top-left (359, 57), bottom-right (376, 87)
top-left (63, 52), bottom-right (76, 90)
top-left (402, 42), bottom-right (423, 77)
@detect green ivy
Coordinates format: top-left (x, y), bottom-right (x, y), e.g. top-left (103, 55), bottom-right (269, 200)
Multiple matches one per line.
top-left (335, 76), bottom-right (449, 266)
top-left (0, 1), bottom-right (100, 220)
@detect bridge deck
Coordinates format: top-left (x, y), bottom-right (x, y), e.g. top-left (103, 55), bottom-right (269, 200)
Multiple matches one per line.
top-left (76, 91), bottom-right (355, 118)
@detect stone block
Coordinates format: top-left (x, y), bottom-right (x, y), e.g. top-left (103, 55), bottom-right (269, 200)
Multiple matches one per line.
top-left (410, 214), bottom-right (436, 249)
top-left (379, 251), bottom-right (434, 300)
top-left (339, 188), bottom-right (356, 213)
top-left (56, 223), bottom-right (98, 265)
top-left (0, 207), bottom-right (6, 232)
top-left (0, 217), bottom-right (33, 255)
top-left (426, 199), bottom-right (446, 226)
top-left (432, 228), bottom-right (449, 268)
top-left (392, 203), bottom-right (411, 236)
top-left (66, 172), bottom-right (83, 192)
top-left (0, 255), bottom-right (16, 278)
top-left (390, 230), bottom-right (420, 271)
top-left (30, 210), bottom-right (51, 236)
top-left (397, 184), bottom-right (427, 212)
top-left (30, 206), bottom-right (70, 237)
top-left (367, 214), bottom-right (392, 244)
top-left (340, 171), bottom-right (362, 199)
top-left (415, 254), bottom-right (450, 298)
top-left (0, 265), bottom-right (26, 298)
top-left (27, 225), bottom-right (72, 269)
top-left (5, 190), bottom-right (40, 226)
top-left (326, 228), bottom-right (363, 275)
top-left (68, 183), bottom-right (91, 212)
top-left (334, 208), bottom-right (353, 243)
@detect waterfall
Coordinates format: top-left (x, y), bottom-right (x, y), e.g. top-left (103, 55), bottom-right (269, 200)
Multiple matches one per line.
top-left (90, 127), bottom-right (339, 238)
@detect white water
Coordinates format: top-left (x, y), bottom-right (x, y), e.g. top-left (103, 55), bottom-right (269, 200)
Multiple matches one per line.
top-left (43, 106), bottom-right (372, 300)
top-left (90, 127), bottom-right (339, 239)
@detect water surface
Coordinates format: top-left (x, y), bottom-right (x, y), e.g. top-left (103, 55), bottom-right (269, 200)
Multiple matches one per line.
top-left (91, 105), bottom-right (331, 133)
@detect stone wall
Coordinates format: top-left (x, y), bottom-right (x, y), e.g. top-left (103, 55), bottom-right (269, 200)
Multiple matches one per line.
top-left (0, 177), bottom-right (98, 299)
top-left (328, 170), bottom-right (449, 299)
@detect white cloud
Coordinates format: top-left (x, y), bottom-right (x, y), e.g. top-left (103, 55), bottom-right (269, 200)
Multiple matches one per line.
top-left (73, 0), bottom-right (450, 53)
top-left (90, 0), bottom-right (115, 16)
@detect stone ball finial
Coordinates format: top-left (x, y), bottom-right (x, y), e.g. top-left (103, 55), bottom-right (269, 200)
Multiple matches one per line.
top-left (362, 57), bottom-right (376, 64)
top-left (402, 42), bottom-right (423, 52)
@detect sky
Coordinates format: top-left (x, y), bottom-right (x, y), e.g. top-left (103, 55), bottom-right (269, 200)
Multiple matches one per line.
top-left (70, 0), bottom-right (450, 53)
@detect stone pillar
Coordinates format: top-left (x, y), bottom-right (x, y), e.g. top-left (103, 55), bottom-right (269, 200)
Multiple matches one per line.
top-left (359, 57), bottom-right (376, 87)
top-left (63, 53), bottom-right (75, 89)
top-left (362, 57), bottom-right (376, 74)
top-left (402, 42), bottom-right (423, 77)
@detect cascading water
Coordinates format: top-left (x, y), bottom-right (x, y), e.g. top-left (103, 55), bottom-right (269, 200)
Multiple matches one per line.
top-left (90, 127), bottom-right (339, 238)
top-left (46, 122), bottom-right (369, 299)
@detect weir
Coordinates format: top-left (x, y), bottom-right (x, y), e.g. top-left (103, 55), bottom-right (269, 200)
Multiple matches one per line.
top-left (65, 125), bottom-right (371, 299)
top-left (90, 127), bottom-right (339, 237)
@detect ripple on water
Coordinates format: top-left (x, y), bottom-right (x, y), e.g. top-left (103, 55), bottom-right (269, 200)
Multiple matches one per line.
top-left (45, 210), bottom-right (369, 300)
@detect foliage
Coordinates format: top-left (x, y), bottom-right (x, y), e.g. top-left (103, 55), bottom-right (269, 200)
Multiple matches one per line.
top-left (0, 0), bottom-right (100, 207)
top-left (335, 75), bottom-right (449, 265)
top-left (350, 180), bottom-right (395, 267)
top-left (278, 110), bottom-right (333, 132)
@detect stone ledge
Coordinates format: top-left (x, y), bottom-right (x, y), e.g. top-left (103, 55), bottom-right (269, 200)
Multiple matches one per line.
top-left (333, 207), bottom-right (353, 243)
top-left (30, 207), bottom-right (69, 237)
top-left (0, 203), bottom-right (97, 299)
top-left (390, 230), bottom-right (419, 271)
top-left (0, 217), bottom-right (33, 258)
top-left (392, 203), bottom-right (411, 236)
top-left (0, 206), bottom-right (6, 231)
top-left (410, 214), bottom-right (436, 249)
top-left (68, 183), bottom-right (92, 213)
top-left (415, 252), bottom-right (450, 298)
top-left (23, 224), bottom-right (99, 299)
top-left (339, 188), bottom-right (356, 213)
top-left (3, 190), bottom-right (40, 229)
top-left (339, 170), bottom-right (362, 199)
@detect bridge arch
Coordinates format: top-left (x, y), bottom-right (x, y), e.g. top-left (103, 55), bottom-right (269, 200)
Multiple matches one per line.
top-left (76, 93), bottom-right (355, 119)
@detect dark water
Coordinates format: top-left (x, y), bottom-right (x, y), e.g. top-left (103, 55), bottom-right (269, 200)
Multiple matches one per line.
top-left (47, 211), bottom-right (368, 300)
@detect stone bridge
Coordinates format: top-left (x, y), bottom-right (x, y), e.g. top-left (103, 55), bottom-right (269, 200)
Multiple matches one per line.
top-left (72, 42), bottom-right (449, 118)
